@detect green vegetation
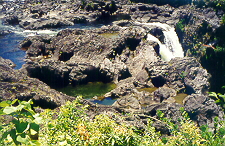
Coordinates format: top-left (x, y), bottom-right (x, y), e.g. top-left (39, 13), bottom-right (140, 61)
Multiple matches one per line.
top-left (1, 98), bottom-right (225, 145)
top-left (201, 47), bottom-right (225, 93)
top-left (0, 99), bottom-right (42, 145)
top-left (209, 92), bottom-right (225, 111)
top-left (176, 19), bottom-right (186, 33)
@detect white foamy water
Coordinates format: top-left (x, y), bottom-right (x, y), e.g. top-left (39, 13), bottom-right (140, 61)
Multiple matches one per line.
top-left (15, 29), bottom-right (58, 37)
top-left (135, 22), bottom-right (184, 61)
top-left (147, 34), bottom-right (174, 61)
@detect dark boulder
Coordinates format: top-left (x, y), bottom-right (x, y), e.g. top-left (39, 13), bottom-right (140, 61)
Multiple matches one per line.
top-left (146, 57), bottom-right (210, 94)
top-left (3, 15), bottom-right (19, 25)
top-left (184, 94), bottom-right (224, 129)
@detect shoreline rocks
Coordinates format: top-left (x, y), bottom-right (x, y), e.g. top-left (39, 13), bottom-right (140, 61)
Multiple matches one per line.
top-left (0, 56), bottom-right (75, 109)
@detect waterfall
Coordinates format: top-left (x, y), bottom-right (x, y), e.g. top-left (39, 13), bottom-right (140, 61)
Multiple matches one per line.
top-left (135, 22), bottom-right (184, 61)
top-left (147, 34), bottom-right (174, 61)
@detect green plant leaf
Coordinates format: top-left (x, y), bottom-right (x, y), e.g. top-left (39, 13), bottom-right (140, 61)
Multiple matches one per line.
top-left (0, 109), bottom-right (5, 115)
top-left (30, 129), bottom-right (37, 135)
top-left (30, 140), bottom-right (41, 146)
top-left (218, 95), bottom-right (225, 102)
top-left (0, 130), bottom-right (9, 141)
top-left (208, 92), bottom-right (218, 99)
top-left (3, 106), bottom-right (17, 114)
top-left (21, 100), bottom-right (35, 115)
top-left (16, 104), bottom-right (25, 111)
top-left (0, 101), bottom-right (10, 107)
top-left (15, 121), bottom-right (30, 133)
top-left (48, 123), bottom-right (55, 129)
top-left (215, 100), bottom-right (221, 104)
top-left (11, 99), bottom-right (18, 105)
top-left (30, 123), bottom-right (39, 135)
top-left (156, 110), bottom-right (164, 118)
top-left (162, 137), bottom-right (168, 144)
top-left (218, 128), bottom-right (225, 136)
top-left (33, 113), bottom-right (42, 124)
top-left (16, 135), bottom-right (29, 143)
top-left (9, 129), bottom-right (19, 145)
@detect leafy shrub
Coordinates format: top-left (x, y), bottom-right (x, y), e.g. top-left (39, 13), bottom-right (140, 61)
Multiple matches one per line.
top-left (39, 97), bottom-right (224, 146)
top-left (200, 120), bottom-right (225, 145)
top-left (1, 97), bottom-right (225, 145)
top-left (0, 99), bottom-right (42, 146)
top-left (209, 92), bottom-right (225, 111)
top-left (156, 110), bottom-right (206, 145)
top-left (39, 97), bottom-right (144, 145)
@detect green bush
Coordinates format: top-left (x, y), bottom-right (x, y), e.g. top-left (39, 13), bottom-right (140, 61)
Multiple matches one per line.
top-left (39, 97), bottom-right (144, 145)
top-left (0, 99), bottom-right (42, 146)
top-left (1, 98), bottom-right (225, 145)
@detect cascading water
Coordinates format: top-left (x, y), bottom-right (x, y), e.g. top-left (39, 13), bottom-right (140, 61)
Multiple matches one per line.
top-left (135, 22), bottom-right (184, 61)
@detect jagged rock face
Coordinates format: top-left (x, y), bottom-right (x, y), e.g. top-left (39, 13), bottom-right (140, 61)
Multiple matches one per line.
top-left (2, 0), bottom-right (123, 30)
top-left (20, 23), bottom-right (158, 88)
top-left (21, 27), bottom-right (137, 87)
top-left (145, 57), bottom-right (210, 94)
top-left (1, 0), bottom-right (222, 58)
top-left (184, 94), bottom-right (224, 130)
top-left (173, 6), bottom-right (221, 55)
top-left (0, 57), bottom-right (74, 109)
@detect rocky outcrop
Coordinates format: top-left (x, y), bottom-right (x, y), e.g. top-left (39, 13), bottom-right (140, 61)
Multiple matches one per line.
top-left (2, 0), bottom-right (124, 30)
top-left (145, 57), bottom-right (210, 94)
top-left (1, 0), bottom-right (222, 57)
top-left (0, 57), bottom-right (74, 109)
top-left (130, 0), bottom-right (192, 7)
top-left (184, 94), bottom-right (224, 129)
top-left (17, 21), bottom-right (224, 132)
top-left (20, 26), bottom-right (134, 87)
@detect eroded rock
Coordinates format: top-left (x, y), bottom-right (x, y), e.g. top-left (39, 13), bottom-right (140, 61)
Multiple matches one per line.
top-left (0, 57), bottom-right (74, 109)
